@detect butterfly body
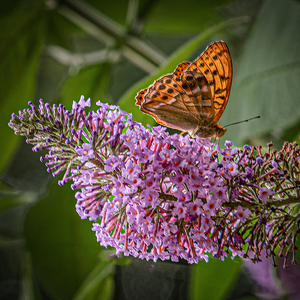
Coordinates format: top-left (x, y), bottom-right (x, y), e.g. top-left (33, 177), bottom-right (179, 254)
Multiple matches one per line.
top-left (135, 41), bottom-right (232, 139)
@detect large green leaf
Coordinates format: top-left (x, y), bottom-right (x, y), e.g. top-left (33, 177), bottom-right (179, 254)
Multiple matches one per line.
top-left (61, 62), bottom-right (113, 109)
top-left (281, 118), bottom-right (300, 144)
top-left (144, 0), bottom-right (235, 32)
top-left (73, 0), bottom-right (235, 32)
top-left (73, 257), bottom-right (114, 300)
top-left (24, 182), bottom-right (113, 300)
top-left (189, 258), bottom-right (241, 300)
top-left (83, 0), bottom-right (130, 27)
top-left (220, 0), bottom-right (300, 145)
top-left (0, 7), bottom-right (46, 174)
top-left (236, 296), bottom-right (260, 300)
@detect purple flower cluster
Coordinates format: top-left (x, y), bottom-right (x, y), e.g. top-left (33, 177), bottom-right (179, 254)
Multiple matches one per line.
top-left (9, 96), bottom-right (300, 267)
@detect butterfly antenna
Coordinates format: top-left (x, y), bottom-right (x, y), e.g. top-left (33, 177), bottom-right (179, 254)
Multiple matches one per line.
top-left (224, 116), bottom-right (260, 128)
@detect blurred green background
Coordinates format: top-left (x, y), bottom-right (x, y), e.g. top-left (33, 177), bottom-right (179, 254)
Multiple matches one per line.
top-left (1, 0), bottom-right (300, 299)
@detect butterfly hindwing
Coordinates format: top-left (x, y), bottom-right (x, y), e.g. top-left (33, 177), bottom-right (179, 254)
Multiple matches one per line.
top-left (135, 88), bottom-right (149, 106)
top-left (180, 70), bottom-right (214, 122)
top-left (140, 75), bottom-right (200, 131)
top-left (141, 95), bottom-right (200, 133)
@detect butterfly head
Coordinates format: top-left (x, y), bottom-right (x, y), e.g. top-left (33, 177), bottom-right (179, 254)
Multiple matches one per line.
top-left (194, 124), bottom-right (226, 139)
top-left (215, 125), bottom-right (227, 139)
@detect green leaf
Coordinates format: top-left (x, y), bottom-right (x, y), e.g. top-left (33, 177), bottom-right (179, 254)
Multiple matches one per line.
top-left (73, 257), bottom-right (114, 300)
top-left (144, 0), bottom-right (236, 32)
top-left (84, 0), bottom-right (130, 26)
top-left (220, 0), bottom-right (300, 145)
top-left (24, 182), bottom-right (107, 300)
top-left (281, 118), bottom-right (300, 144)
top-left (61, 62), bottom-right (113, 110)
top-left (189, 258), bottom-right (241, 300)
top-left (118, 17), bottom-right (249, 126)
top-left (236, 296), bottom-right (261, 300)
top-left (46, 11), bottom-right (80, 49)
top-left (0, 7), bottom-right (46, 174)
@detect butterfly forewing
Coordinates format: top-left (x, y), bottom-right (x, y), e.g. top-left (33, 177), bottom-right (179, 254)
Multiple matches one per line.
top-left (188, 41), bottom-right (232, 124)
top-left (135, 41), bottom-right (232, 138)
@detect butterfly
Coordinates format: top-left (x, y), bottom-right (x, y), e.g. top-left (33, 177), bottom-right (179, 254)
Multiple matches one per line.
top-left (135, 41), bottom-right (232, 139)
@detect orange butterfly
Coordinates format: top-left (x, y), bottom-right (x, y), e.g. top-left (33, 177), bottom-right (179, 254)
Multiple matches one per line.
top-left (135, 41), bottom-right (232, 139)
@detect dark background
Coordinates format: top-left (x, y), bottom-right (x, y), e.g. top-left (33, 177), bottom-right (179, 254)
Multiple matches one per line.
top-left (1, 0), bottom-right (300, 299)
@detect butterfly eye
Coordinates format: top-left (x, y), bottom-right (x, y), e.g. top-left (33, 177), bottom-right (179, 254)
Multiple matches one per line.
top-left (216, 127), bottom-right (226, 138)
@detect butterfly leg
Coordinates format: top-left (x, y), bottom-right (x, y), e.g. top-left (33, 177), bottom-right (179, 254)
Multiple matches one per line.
top-left (189, 126), bottom-right (200, 138)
